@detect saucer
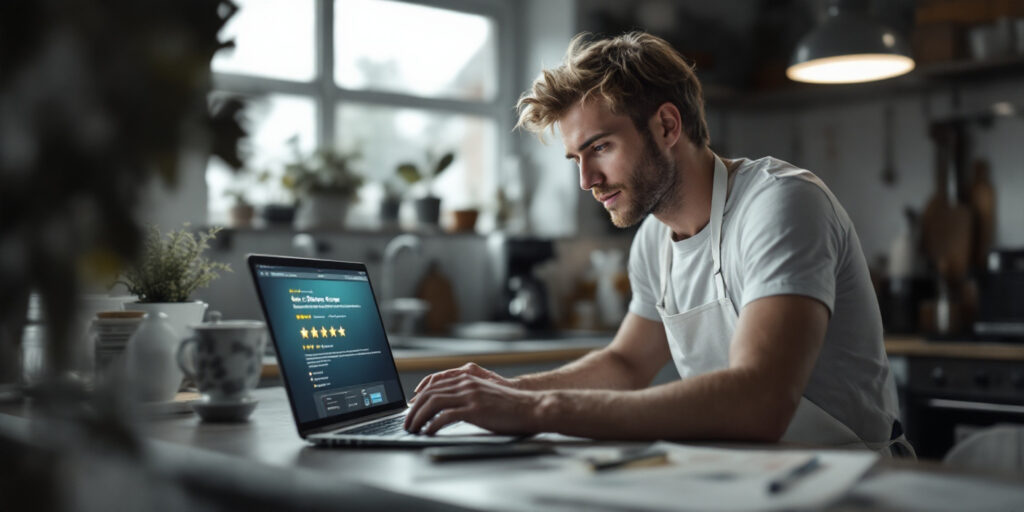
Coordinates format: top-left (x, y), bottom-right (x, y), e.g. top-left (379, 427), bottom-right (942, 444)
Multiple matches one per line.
top-left (192, 398), bottom-right (258, 423)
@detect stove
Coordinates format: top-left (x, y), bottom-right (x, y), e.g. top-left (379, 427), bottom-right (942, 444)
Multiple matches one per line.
top-left (904, 355), bottom-right (1024, 459)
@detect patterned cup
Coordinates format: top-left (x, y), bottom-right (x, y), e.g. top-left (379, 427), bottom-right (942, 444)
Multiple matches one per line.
top-left (177, 320), bottom-right (266, 404)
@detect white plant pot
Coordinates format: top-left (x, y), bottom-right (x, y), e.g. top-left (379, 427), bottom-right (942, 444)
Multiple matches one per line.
top-left (294, 194), bottom-right (351, 230)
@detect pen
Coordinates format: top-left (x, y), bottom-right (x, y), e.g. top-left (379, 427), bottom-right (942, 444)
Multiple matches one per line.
top-left (587, 447), bottom-right (669, 472)
top-left (767, 455), bottom-right (821, 494)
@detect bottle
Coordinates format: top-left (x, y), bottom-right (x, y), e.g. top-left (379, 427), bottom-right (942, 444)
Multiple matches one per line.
top-left (125, 312), bottom-right (183, 402)
top-left (591, 249), bottom-right (626, 329)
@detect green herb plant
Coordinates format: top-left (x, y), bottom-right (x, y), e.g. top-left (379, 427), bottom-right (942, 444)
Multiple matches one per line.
top-left (282, 136), bottom-right (364, 200)
top-left (396, 151), bottom-right (455, 198)
top-left (120, 224), bottom-right (231, 303)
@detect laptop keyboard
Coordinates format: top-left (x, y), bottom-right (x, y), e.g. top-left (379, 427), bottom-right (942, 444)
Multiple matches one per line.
top-left (343, 415), bottom-right (408, 436)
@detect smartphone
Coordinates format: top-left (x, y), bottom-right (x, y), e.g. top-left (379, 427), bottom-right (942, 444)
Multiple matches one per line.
top-left (423, 444), bottom-right (556, 462)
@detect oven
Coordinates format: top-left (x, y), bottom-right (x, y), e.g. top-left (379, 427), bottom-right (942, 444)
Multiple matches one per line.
top-left (903, 356), bottom-right (1024, 459)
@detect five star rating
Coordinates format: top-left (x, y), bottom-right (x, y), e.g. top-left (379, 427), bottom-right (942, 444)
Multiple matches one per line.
top-left (300, 325), bottom-right (346, 339)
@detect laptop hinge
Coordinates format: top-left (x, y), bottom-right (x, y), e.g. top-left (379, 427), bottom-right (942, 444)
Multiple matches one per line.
top-left (305, 406), bottom-right (406, 436)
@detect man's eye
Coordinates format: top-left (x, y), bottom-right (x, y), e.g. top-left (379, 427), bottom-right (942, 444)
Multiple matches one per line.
top-left (593, 143), bottom-right (608, 152)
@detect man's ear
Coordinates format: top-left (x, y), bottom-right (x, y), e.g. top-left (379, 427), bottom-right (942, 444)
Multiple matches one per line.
top-left (649, 102), bottom-right (682, 148)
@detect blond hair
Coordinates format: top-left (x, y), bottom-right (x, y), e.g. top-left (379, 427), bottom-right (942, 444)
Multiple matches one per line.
top-left (516, 31), bottom-right (709, 147)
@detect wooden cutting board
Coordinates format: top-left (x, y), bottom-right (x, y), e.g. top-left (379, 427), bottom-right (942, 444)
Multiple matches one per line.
top-left (415, 262), bottom-right (458, 334)
top-left (921, 124), bottom-right (973, 282)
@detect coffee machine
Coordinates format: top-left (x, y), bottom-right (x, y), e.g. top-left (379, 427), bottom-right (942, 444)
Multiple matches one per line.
top-left (488, 236), bottom-right (554, 330)
top-left (975, 248), bottom-right (1024, 341)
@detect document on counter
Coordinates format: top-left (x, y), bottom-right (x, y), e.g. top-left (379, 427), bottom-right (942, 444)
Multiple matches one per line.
top-left (845, 470), bottom-right (1024, 512)
top-left (502, 442), bottom-right (879, 511)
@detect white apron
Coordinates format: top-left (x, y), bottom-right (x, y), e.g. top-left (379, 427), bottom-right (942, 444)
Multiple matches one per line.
top-left (655, 155), bottom-right (912, 456)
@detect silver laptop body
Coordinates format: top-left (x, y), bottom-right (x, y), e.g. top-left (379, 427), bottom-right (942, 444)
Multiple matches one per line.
top-left (248, 254), bottom-right (519, 447)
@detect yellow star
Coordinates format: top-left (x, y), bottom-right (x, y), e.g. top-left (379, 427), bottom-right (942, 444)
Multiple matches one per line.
top-left (300, 327), bottom-right (309, 339)
top-left (311, 328), bottom-right (319, 339)
top-left (320, 327), bottom-right (328, 338)
top-left (337, 326), bottom-right (346, 337)
top-left (329, 326), bottom-right (337, 337)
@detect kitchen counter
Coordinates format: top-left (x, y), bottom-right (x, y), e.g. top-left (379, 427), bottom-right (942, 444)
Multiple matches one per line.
top-left (884, 336), bottom-right (1024, 361)
top-left (6, 386), bottom-right (1022, 511)
top-left (261, 334), bottom-right (1024, 379)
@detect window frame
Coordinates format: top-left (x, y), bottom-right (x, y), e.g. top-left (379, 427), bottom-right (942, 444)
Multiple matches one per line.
top-left (211, 0), bottom-right (516, 226)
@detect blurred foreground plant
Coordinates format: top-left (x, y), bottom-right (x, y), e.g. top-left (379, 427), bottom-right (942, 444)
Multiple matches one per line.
top-left (0, 0), bottom-right (245, 381)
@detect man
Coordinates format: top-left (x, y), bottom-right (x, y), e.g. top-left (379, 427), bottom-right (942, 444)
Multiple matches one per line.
top-left (404, 31), bottom-right (910, 455)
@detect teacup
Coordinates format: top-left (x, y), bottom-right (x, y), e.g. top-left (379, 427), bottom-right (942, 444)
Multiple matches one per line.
top-left (177, 320), bottom-right (266, 405)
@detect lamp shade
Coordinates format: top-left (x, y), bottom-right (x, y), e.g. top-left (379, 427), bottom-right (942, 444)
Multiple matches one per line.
top-left (787, 7), bottom-right (915, 84)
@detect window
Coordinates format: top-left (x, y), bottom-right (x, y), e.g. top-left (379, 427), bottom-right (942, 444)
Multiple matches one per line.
top-left (334, 0), bottom-right (498, 101)
top-left (209, 0), bottom-right (509, 229)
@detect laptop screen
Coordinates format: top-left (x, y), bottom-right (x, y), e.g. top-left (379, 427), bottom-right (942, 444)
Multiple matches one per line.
top-left (249, 256), bottom-right (406, 431)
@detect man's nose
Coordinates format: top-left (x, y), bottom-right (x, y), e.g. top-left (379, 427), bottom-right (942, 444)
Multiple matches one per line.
top-left (579, 160), bottom-right (603, 191)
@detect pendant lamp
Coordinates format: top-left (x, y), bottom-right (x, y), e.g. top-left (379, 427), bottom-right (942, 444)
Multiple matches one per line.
top-left (787, 0), bottom-right (915, 84)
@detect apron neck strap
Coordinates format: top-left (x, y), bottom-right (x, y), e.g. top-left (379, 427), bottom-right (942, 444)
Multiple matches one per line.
top-left (709, 155), bottom-right (728, 299)
top-left (658, 154), bottom-right (730, 308)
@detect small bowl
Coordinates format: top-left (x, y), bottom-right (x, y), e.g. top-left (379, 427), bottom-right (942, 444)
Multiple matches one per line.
top-left (192, 398), bottom-right (259, 423)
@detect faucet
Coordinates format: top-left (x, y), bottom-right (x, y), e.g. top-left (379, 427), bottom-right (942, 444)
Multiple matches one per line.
top-left (382, 234), bottom-right (422, 303)
top-left (381, 234), bottom-right (427, 337)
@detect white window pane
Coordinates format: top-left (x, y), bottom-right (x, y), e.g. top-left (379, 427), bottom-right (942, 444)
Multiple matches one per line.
top-left (208, 93), bottom-right (317, 223)
top-left (336, 103), bottom-right (497, 218)
top-left (212, 0), bottom-right (316, 82)
top-left (335, 0), bottom-right (498, 101)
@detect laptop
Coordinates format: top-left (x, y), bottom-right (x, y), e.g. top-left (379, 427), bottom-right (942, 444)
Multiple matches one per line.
top-left (247, 254), bottom-right (519, 447)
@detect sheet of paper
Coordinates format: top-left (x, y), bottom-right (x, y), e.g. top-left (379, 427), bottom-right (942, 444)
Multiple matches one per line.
top-left (846, 470), bottom-right (1024, 512)
top-left (500, 442), bottom-right (879, 511)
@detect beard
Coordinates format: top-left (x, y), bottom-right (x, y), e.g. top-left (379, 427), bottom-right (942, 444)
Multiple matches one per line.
top-left (596, 129), bottom-right (679, 228)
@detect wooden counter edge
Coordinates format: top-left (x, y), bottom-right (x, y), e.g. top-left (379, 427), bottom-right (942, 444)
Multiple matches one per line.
top-left (885, 336), bottom-right (1024, 361)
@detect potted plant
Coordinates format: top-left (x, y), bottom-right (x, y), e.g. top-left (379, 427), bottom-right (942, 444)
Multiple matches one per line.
top-left (450, 208), bottom-right (480, 233)
top-left (119, 224), bottom-right (231, 342)
top-left (257, 167), bottom-right (297, 227)
top-left (397, 151), bottom-right (454, 228)
top-left (379, 179), bottom-right (404, 229)
top-left (284, 138), bottom-right (365, 230)
top-left (226, 189), bottom-right (256, 228)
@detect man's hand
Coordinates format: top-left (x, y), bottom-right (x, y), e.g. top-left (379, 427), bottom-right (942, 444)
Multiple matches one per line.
top-left (404, 371), bottom-right (543, 436)
top-left (410, 362), bottom-right (516, 401)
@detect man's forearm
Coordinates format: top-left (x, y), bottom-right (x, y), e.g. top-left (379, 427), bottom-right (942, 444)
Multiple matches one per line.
top-left (510, 347), bottom-right (647, 391)
top-left (530, 366), bottom-right (797, 441)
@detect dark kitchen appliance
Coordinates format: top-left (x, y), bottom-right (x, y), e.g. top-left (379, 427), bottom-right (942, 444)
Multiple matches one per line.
top-left (903, 356), bottom-right (1024, 459)
top-left (488, 236), bottom-right (554, 330)
top-left (974, 248), bottom-right (1024, 340)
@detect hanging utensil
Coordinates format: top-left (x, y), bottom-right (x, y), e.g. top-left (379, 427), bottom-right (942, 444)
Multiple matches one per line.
top-left (881, 104), bottom-right (897, 186)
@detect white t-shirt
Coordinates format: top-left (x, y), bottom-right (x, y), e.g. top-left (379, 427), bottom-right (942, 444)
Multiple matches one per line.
top-left (628, 156), bottom-right (900, 445)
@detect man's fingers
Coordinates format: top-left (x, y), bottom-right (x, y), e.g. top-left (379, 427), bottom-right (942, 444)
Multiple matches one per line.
top-left (413, 363), bottom-right (504, 396)
top-left (414, 372), bottom-right (442, 393)
top-left (423, 406), bottom-right (475, 436)
top-left (415, 367), bottom-right (469, 393)
top-left (405, 390), bottom-right (466, 433)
